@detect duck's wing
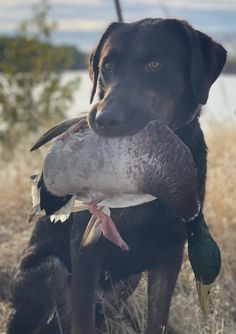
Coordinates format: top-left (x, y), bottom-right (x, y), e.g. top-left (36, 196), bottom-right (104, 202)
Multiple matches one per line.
top-left (37, 172), bottom-right (73, 215)
top-left (30, 116), bottom-right (88, 151)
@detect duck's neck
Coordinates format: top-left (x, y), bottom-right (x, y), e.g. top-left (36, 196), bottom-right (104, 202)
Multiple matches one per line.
top-left (175, 113), bottom-right (207, 206)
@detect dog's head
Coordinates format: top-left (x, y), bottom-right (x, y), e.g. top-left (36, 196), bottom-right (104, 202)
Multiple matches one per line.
top-left (88, 19), bottom-right (226, 136)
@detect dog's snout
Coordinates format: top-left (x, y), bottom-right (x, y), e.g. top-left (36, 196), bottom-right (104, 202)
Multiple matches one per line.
top-left (95, 110), bottom-right (123, 129)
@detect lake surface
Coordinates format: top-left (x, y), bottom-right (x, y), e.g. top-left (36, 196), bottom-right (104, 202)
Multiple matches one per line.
top-left (64, 70), bottom-right (236, 128)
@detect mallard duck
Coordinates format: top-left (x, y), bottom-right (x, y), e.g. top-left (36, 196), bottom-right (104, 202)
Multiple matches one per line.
top-left (30, 119), bottom-right (200, 252)
top-left (186, 211), bottom-right (221, 314)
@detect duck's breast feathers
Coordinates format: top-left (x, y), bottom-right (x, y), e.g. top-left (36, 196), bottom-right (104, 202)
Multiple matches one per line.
top-left (136, 121), bottom-right (199, 220)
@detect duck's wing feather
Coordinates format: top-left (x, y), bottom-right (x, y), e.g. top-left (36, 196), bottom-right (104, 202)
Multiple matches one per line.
top-left (30, 116), bottom-right (87, 151)
top-left (79, 213), bottom-right (103, 254)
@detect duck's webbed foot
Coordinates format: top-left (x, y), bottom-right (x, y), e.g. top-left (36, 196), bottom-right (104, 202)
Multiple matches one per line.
top-left (88, 201), bottom-right (129, 251)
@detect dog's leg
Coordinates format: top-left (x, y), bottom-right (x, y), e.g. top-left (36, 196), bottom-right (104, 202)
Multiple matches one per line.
top-left (147, 242), bottom-right (184, 334)
top-left (6, 255), bottom-right (71, 334)
top-left (70, 216), bottom-right (103, 334)
top-left (102, 273), bottom-right (142, 306)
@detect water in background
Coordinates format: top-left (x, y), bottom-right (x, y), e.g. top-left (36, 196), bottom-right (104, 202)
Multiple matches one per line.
top-left (64, 70), bottom-right (236, 129)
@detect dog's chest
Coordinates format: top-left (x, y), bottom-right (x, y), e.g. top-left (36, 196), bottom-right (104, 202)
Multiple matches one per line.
top-left (102, 200), bottom-right (186, 277)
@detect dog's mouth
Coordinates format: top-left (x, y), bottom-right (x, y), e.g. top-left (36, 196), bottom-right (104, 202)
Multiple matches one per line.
top-left (88, 103), bottom-right (156, 138)
top-left (88, 103), bottom-right (128, 137)
top-left (88, 105), bottom-right (119, 137)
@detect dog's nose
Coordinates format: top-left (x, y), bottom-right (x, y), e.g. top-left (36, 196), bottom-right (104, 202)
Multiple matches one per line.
top-left (95, 110), bottom-right (123, 129)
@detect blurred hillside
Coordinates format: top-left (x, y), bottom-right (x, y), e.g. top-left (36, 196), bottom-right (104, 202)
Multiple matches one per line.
top-left (0, 36), bottom-right (87, 71)
top-left (223, 56), bottom-right (236, 74)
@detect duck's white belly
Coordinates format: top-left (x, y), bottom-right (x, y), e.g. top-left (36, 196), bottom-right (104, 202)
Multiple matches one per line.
top-left (95, 193), bottom-right (156, 208)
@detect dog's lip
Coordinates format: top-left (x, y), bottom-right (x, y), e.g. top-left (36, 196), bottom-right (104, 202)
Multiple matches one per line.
top-left (92, 119), bottom-right (159, 138)
top-left (88, 102), bottom-right (163, 137)
top-left (93, 123), bottom-right (128, 138)
top-left (88, 105), bottom-right (123, 137)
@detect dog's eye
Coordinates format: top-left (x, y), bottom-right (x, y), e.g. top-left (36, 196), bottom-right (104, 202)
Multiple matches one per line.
top-left (103, 62), bottom-right (114, 72)
top-left (147, 61), bottom-right (162, 71)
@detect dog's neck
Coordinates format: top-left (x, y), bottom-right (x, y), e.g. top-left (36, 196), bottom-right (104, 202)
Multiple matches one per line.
top-left (173, 104), bottom-right (201, 132)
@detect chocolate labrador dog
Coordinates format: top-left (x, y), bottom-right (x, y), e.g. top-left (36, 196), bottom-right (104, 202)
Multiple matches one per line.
top-left (7, 19), bottom-right (226, 334)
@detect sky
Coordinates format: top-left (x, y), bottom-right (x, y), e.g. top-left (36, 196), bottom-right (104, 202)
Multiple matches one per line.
top-left (0, 0), bottom-right (236, 54)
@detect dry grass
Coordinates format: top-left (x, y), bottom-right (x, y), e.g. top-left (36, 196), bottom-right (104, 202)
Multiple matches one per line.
top-left (0, 121), bottom-right (236, 333)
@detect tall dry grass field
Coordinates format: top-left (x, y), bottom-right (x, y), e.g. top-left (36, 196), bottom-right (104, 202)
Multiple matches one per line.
top-left (0, 122), bottom-right (235, 334)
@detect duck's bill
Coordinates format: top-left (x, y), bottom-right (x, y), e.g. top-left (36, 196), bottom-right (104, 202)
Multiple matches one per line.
top-left (30, 117), bottom-right (84, 151)
top-left (196, 280), bottom-right (217, 315)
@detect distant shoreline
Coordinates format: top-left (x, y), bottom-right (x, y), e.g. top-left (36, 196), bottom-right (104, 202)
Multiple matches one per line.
top-left (1, 35), bottom-right (236, 74)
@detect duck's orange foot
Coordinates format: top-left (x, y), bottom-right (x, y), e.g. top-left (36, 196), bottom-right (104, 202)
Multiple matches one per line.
top-left (88, 201), bottom-right (129, 251)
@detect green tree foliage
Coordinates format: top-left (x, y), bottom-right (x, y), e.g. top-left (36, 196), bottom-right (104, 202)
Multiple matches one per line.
top-left (0, 0), bottom-right (80, 152)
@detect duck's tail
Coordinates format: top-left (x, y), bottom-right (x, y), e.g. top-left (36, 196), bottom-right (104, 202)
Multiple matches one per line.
top-left (28, 173), bottom-right (76, 223)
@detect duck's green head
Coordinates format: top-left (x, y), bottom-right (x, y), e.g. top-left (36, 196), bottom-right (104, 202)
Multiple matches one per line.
top-left (186, 212), bottom-right (221, 313)
top-left (186, 211), bottom-right (221, 284)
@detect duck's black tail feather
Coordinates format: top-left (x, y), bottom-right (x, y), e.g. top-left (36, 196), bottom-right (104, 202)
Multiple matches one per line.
top-left (38, 173), bottom-right (73, 216)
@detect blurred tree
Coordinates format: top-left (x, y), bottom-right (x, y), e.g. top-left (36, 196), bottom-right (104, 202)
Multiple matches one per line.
top-left (0, 37), bottom-right (87, 72)
top-left (0, 0), bottom-right (80, 153)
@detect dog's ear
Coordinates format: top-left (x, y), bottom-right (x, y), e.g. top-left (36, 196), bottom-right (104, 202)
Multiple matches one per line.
top-left (89, 22), bottom-right (122, 104)
top-left (182, 21), bottom-right (227, 105)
